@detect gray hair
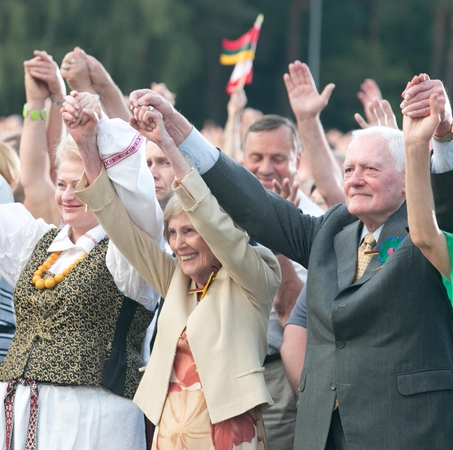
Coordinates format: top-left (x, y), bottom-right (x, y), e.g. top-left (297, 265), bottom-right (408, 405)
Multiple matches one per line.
top-left (349, 126), bottom-right (405, 172)
top-left (163, 195), bottom-right (184, 243)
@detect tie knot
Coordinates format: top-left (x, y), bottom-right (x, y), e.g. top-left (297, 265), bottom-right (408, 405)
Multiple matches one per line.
top-left (362, 233), bottom-right (376, 249)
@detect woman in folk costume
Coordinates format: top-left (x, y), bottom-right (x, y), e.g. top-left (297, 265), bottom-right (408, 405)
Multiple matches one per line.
top-left (0, 94), bottom-right (164, 450)
top-left (66, 90), bottom-right (281, 450)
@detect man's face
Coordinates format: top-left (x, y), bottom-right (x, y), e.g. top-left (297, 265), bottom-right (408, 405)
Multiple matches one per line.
top-left (145, 141), bottom-right (174, 210)
top-left (344, 135), bottom-right (406, 231)
top-left (243, 126), bottom-right (299, 190)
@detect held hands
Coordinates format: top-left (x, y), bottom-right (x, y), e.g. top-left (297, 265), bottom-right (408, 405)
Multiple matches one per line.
top-left (400, 74), bottom-right (452, 137)
top-left (23, 50), bottom-right (66, 103)
top-left (283, 60), bottom-right (335, 122)
top-left (60, 47), bottom-right (95, 93)
top-left (402, 93), bottom-right (441, 148)
top-left (60, 91), bottom-right (102, 145)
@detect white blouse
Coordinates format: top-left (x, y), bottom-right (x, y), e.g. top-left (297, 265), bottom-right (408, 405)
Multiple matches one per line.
top-left (0, 116), bottom-right (164, 450)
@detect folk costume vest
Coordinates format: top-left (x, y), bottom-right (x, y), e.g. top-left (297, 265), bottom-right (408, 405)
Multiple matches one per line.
top-left (0, 229), bottom-right (153, 399)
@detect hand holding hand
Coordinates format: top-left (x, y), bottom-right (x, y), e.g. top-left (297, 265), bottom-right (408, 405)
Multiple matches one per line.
top-left (61, 91), bottom-right (101, 143)
top-left (23, 50), bottom-right (66, 102)
top-left (129, 89), bottom-right (191, 146)
top-left (150, 82), bottom-right (176, 106)
top-left (61, 48), bottom-right (95, 93)
top-left (283, 61), bottom-right (335, 122)
top-left (400, 74), bottom-right (452, 137)
top-left (403, 93), bottom-right (441, 148)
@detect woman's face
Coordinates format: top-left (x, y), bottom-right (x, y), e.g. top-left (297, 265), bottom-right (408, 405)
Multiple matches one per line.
top-left (167, 211), bottom-right (220, 286)
top-left (55, 159), bottom-right (99, 232)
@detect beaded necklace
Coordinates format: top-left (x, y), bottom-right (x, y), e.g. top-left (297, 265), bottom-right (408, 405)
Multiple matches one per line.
top-left (187, 264), bottom-right (221, 301)
top-left (32, 251), bottom-right (87, 290)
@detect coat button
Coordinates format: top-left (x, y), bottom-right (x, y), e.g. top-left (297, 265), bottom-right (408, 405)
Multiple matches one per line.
top-left (336, 340), bottom-right (345, 349)
top-left (330, 382), bottom-right (336, 390)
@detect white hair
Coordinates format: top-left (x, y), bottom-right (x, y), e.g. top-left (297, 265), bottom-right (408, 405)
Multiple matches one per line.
top-left (349, 126), bottom-right (405, 172)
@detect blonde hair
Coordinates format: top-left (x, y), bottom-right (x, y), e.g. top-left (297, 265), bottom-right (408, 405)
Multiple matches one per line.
top-left (0, 141), bottom-right (21, 191)
top-left (55, 133), bottom-right (82, 166)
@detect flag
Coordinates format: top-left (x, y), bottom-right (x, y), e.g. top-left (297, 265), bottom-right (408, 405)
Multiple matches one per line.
top-left (220, 14), bottom-right (263, 95)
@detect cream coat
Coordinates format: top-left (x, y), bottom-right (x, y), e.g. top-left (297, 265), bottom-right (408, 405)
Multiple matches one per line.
top-left (77, 168), bottom-right (281, 425)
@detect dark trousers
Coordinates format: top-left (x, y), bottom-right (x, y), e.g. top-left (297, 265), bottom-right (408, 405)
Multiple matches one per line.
top-left (325, 409), bottom-right (348, 450)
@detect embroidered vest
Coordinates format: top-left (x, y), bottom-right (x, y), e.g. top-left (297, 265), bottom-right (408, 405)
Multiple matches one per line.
top-left (0, 229), bottom-right (153, 399)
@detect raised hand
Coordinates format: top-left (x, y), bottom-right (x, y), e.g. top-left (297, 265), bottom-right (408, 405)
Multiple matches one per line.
top-left (23, 50), bottom-right (65, 103)
top-left (400, 74), bottom-right (452, 137)
top-left (354, 97), bottom-right (399, 129)
top-left (403, 93), bottom-right (441, 148)
top-left (60, 48), bottom-right (95, 93)
top-left (129, 89), bottom-right (191, 146)
top-left (61, 91), bottom-right (101, 141)
top-left (283, 60), bottom-right (335, 121)
top-left (272, 178), bottom-right (301, 207)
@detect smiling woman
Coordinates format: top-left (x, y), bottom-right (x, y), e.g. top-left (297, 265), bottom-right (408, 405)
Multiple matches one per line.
top-left (0, 120), bottom-right (162, 449)
top-left (73, 89), bottom-right (282, 450)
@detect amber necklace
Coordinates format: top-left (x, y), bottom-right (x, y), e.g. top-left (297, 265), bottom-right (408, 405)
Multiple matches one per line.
top-left (32, 251), bottom-right (87, 290)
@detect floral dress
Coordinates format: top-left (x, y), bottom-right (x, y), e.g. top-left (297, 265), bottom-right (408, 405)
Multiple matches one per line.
top-left (151, 330), bottom-right (266, 450)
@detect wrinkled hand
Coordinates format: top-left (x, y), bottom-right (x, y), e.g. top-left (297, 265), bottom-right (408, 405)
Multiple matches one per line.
top-left (23, 50), bottom-right (65, 102)
top-left (129, 89), bottom-right (192, 146)
top-left (272, 178), bottom-right (301, 207)
top-left (400, 74), bottom-right (452, 136)
top-left (354, 98), bottom-right (398, 129)
top-left (61, 48), bottom-right (95, 93)
top-left (403, 93), bottom-right (441, 147)
top-left (283, 60), bottom-right (335, 121)
top-left (61, 91), bottom-right (102, 148)
top-left (150, 82), bottom-right (176, 106)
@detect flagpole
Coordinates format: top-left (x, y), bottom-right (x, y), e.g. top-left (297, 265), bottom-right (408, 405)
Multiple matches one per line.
top-left (308, 0), bottom-right (323, 89)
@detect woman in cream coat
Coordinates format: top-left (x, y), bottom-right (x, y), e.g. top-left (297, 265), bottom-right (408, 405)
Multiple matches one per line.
top-left (63, 92), bottom-right (281, 450)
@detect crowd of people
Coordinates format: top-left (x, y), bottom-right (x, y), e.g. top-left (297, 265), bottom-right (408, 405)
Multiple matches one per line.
top-left (0, 44), bottom-right (452, 450)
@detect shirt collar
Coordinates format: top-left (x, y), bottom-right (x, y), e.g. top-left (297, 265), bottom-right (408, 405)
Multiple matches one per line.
top-left (360, 223), bottom-right (384, 244)
top-left (47, 224), bottom-right (107, 253)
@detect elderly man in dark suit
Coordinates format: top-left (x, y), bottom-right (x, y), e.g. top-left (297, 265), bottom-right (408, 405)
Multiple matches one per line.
top-left (129, 73), bottom-right (453, 450)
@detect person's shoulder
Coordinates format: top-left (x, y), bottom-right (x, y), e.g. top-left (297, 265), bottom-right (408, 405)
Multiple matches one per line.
top-left (296, 188), bottom-right (324, 217)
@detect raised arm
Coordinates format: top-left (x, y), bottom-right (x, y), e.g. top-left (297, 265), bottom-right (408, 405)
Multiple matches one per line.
top-left (284, 61), bottom-right (344, 207)
top-left (20, 50), bottom-right (65, 225)
top-left (403, 93), bottom-right (451, 279)
top-left (400, 73), bottom-right (452, 139)
top-left (61, 47), bottom-right (131, 121)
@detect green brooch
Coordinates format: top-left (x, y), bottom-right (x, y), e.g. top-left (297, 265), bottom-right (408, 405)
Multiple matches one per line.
top-left (378, 236), bottom-right (403, 264)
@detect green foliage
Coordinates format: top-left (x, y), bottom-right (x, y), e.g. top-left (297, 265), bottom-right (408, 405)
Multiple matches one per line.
top-left (0, 0), bottom-right (447, 132)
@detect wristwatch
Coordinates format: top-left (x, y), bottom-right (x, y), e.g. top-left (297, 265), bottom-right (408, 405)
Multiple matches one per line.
top-left (433, 122), bottom-right (453, 143)
top-left (22, 104), bottom-right (47, 120)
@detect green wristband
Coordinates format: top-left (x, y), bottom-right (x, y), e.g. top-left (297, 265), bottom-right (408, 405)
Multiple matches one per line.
top-left (23, 104), bottom-right (47, 120)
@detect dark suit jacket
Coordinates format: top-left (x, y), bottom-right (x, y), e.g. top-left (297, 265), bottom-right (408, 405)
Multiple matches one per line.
top-left (203, 152), bottom-right (453, 450)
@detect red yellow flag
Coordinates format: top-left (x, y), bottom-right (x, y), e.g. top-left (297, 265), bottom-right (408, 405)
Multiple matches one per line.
top-left (220, 14), bottom-right (263, 94)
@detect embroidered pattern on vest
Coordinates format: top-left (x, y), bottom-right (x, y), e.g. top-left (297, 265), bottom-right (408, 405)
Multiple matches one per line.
top-left (0, 229), bottom-right (153, 399)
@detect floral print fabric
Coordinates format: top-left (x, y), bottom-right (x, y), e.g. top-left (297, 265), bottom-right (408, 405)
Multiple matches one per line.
top-left (152, 329), bottom-right (264, 450)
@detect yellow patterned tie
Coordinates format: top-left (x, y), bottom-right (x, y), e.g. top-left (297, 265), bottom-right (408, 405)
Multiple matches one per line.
top-left (354, 233), bottom-right (376, 283)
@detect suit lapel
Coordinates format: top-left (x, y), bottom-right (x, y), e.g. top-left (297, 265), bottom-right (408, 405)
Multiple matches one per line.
top-left (334, 220), bottom-right (362, 292)
top-left (355, 203), bottom-right (409, 285)
top-left (334, 203), bottom-right (409, 291)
